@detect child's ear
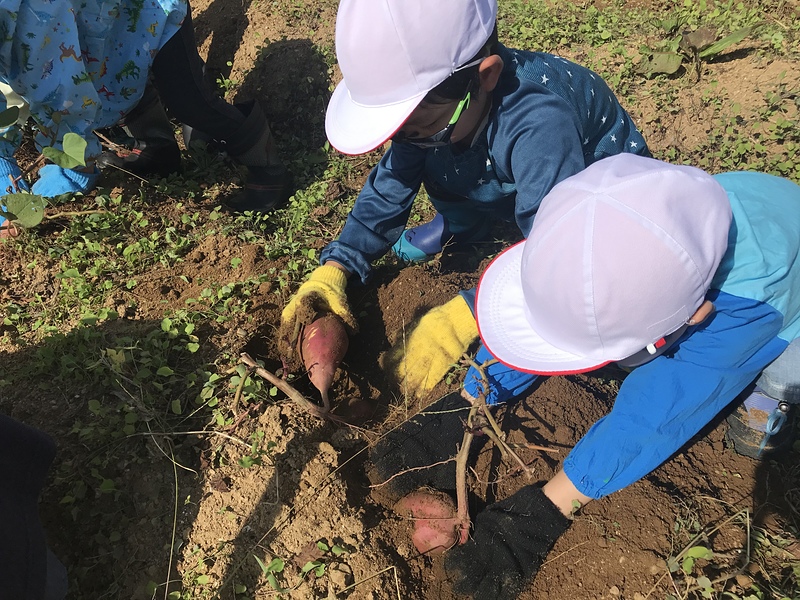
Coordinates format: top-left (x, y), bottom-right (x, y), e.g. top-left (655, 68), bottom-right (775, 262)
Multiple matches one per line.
top-left (478, 55), bottom-right (504, 92)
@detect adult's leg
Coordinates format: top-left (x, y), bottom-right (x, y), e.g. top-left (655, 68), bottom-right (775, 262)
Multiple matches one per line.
top-left (96, 82), bottom-right (182, 177)
top-left (149, 9), bottom-right (290, 210)
top-left (0, 415), bottom-right (60, 600)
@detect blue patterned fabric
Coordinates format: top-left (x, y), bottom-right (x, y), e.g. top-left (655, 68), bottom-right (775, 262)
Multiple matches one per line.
top-left (0, 0), bottom-right (187, 161)
top-left (321, 43), bottom-right (650, 283)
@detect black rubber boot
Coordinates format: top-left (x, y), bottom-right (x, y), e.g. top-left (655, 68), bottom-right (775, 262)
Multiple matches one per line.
top-left (97, 85), bottom-right (182, 178)
top-left (222, 101), bottom-right (293, 213)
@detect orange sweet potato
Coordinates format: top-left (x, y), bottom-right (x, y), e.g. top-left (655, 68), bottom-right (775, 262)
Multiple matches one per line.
top-left (394, 490), bottom-right (460, 556)
top-left (299, 313), bottom-right (349, 411)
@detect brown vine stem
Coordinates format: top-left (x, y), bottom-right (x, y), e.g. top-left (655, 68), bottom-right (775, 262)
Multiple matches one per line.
top-left (240, 352), bottom-right (348, 425)
top-left (463, 356), bottom-right (538, 479)
top-left (45, 209), bottom-right (108, 219)
top-left (454, 402), bottom-right (478, 544)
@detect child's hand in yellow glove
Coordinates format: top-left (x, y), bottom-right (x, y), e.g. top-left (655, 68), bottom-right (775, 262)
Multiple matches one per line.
top-left (383, 295), bottom-right (478, 399)
top-left (279, 264), bottom-right (357, 360)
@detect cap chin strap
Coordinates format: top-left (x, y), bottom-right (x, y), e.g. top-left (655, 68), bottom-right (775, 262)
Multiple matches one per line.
top-left (615, 323), bottom-right (690, 369)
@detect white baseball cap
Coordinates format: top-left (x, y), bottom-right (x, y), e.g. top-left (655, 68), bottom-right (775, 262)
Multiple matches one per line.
top-left (475, 154), bottom-right (733, 375)
top-left (325, 0), bottom-right (497, 155)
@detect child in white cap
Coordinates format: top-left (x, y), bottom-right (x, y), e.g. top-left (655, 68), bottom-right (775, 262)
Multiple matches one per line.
top-left (280, 0), bottom-right (649, 398)
top-left (370, 153), bottom-right (800, 599)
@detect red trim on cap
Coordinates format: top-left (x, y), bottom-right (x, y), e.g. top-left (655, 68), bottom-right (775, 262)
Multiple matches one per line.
top-left (654, 337), bottom-right (667, 349)
top-left (475, 241), bottom-right (610, 376)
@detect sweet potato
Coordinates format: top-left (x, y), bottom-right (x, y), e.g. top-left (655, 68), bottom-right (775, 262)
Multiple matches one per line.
top-left (299, 313), bottom-right (349, 411)
top-left (394, 490), bottom-right (460, 556)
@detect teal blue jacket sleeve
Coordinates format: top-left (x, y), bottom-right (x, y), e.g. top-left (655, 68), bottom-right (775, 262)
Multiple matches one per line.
top-left (563, 290), bottom-right (787, 499)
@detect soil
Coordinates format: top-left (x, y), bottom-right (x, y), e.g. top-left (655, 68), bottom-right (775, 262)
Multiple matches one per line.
top-left (1, 1), bottom-right (799, 599)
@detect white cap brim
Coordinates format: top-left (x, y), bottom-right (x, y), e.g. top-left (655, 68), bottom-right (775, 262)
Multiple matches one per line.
top-left (325, 81), bottom-right (425, 155)
top-left (475, 242), bottom-right (611, 375)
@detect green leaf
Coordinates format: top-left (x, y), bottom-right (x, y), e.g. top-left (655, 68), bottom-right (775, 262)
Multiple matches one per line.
top-left (680, 27), bottom-right (717, 52)
top-left (195, 574), bottom-right (210, 585)
top-left (331, 545), bottom-right (345, 556)
top-left (2, 192), bottom-right (47, 228)
top-left (696, 576), bottom-right (712, 589)
top-left (42, 133), bottom-right (87, 169)
top-left (266, 573), bottom-right (288, 592)
top-left (699, 26), bottom-right (754, 58)
top-left (0, 106), bottom-right (20, 128)
top-left (637, 52), bottom-right (684, 77)
top-left (170, 399), bottom-right (182, 414)
top-left (167, 593), bottom-right (181, 600)
top-left (684, 546), bottom-right (713, 559)
top-left (267, 557), bottom-right (284, 573)
top-left (234, 584), bottom-right (247, 594)
top-left (317, 541), bottom-right (330, 552)
top-left (301, 560), bottom-right (323, 575)
top-left (144, 581), bottom-right (158, 596)
top-left (62, 133), bottom-right (87, 165)
top-left (254, 555), bottom-right (284, 574)
top-left (681, 556), bottom-right (695, 574)
top-left (157, 366), bottom-right (175, 376)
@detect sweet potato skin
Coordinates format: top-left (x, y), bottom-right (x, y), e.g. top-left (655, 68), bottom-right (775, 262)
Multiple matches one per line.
top-left (394, 490), bottom-right (460, 555)
top-left (299, 313), bottom-right (349, 410)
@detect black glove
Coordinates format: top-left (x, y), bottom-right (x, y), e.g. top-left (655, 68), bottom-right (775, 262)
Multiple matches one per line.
top-left (445, 485), bottom-right (571, 600)
top-left (368, 392), bottom-right (487, 501)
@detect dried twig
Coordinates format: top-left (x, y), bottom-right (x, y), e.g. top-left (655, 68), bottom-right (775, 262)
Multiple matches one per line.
top-left (454, 405), bottom-right (477, 544)
top-left (240, 352), bottom-right (347, 424)
top-left (506, 441), bottom-right (561, 454)
top-left (462, 356), bottom-right (539, 479)
top-left (369, 457), bottom-right (457, 489)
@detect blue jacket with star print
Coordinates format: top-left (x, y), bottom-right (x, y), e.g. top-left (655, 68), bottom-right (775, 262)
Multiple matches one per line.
top-left (321, 44), bottom-right (650, 282)
top-left (0, 0), bottom-right (187, 161)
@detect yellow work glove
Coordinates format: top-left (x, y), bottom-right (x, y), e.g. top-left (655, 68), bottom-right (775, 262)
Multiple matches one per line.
top-left (384, 295), bottom-right (479, 399)
top-left (279, 265), bottom-right (357, 360)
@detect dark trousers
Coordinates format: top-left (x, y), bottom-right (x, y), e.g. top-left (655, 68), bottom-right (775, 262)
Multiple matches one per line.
top-left (129, 3), bottom-right (264, 157)
top-left (0, 415), bottom-right (56, 600)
